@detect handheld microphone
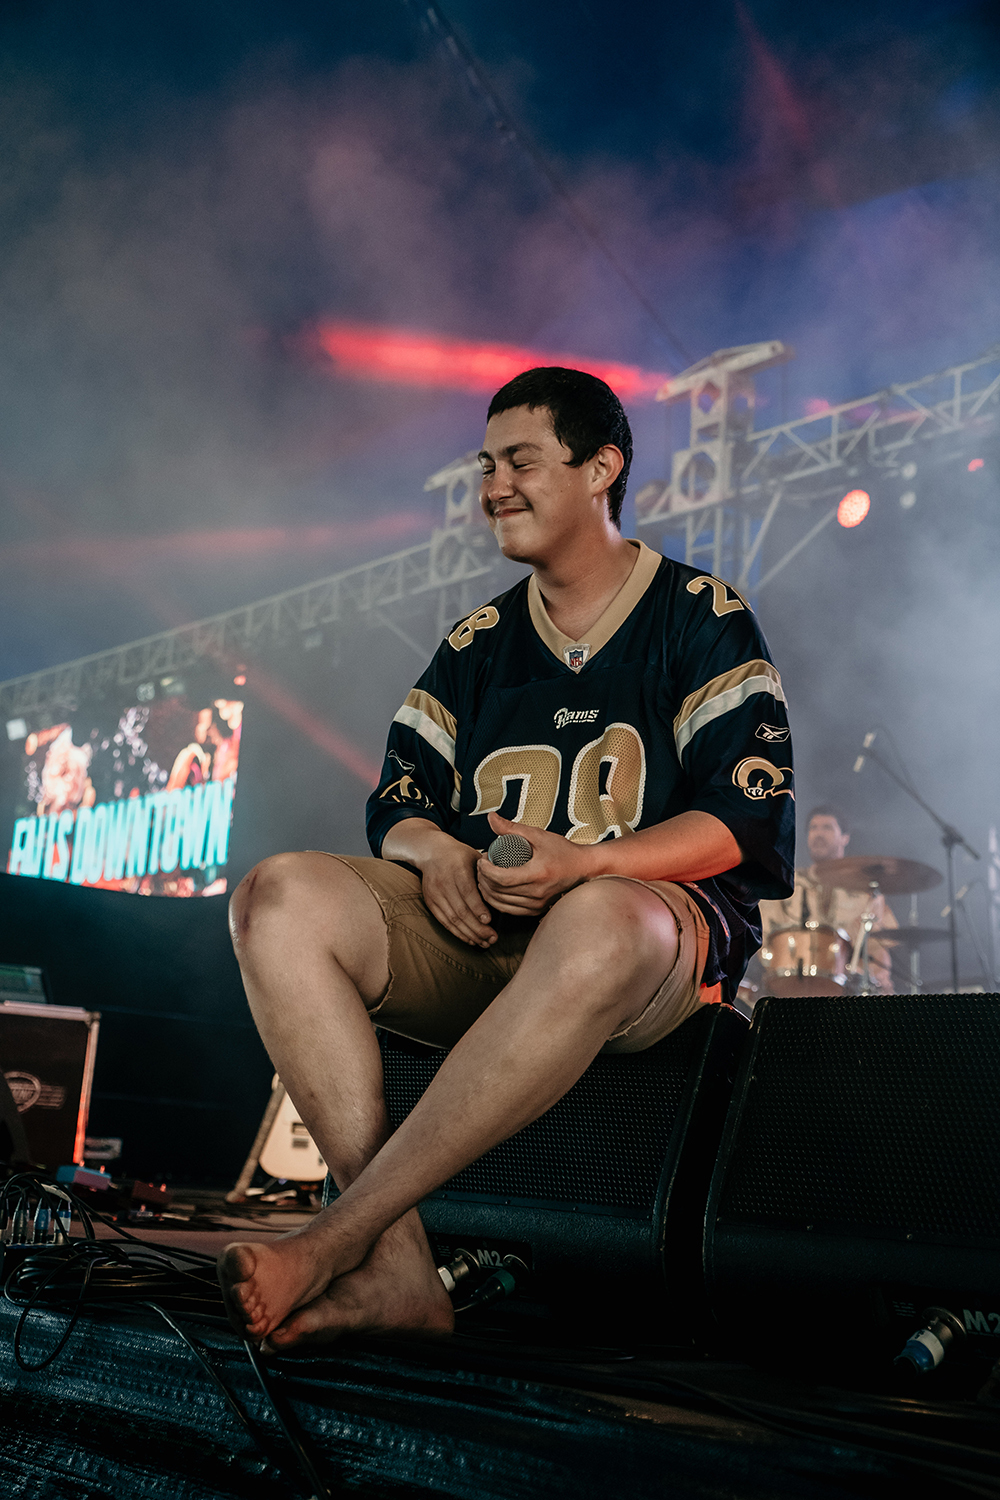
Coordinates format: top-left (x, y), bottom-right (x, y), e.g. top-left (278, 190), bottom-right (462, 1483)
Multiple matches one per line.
top-left (854, 730), bottom-right (877, 773)
top-left (486, 833), bottom-right (533, 868)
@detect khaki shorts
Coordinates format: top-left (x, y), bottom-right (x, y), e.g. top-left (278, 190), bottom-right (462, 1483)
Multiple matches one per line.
top-left (324, 855), bottom-right (714, 1054)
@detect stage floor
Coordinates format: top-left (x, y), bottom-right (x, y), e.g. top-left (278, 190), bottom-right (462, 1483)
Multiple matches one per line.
top-left (3, 1210), bottom-right (999, 1500)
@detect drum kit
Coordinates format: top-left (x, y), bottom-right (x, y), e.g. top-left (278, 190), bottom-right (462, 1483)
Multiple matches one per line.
top-left (755, 855), bottom-right (947, 999)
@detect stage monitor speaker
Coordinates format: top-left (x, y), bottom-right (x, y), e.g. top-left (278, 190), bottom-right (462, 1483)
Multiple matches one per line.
top-left (359, 1004), bottom-right (748, 1338)
top-left (704, 994), bottom-right (1000, 1367)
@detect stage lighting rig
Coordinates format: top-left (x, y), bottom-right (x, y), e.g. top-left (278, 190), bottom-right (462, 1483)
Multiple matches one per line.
top-left (636, 342), bottom-right (1000, 599)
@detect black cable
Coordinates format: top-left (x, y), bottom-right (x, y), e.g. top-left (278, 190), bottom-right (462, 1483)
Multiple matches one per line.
top-left (60, 1189), bottom-right (224, 1264)
top-left (442, 1333), bottom-right (1000, 1495)
top-left (8, 1243), bottom-right (98, 1372)
top-left (244, 1339), bottom-right (338, 1500)
top-left (8, 1175), bottom-right (996, 1493)
top-left (144, 1302), bottom-right (267, 1451)
top-left (641, 1373), bottom-right (1000, 1498)
top-left (2, 1176), bottom-right (226, 1344)
top-left (145, 1301), bottom-right (333, 1500)
top-left (0, 1178), bottom-right (332, 1499)
top-left (399, 0), bottom-right (694, 371)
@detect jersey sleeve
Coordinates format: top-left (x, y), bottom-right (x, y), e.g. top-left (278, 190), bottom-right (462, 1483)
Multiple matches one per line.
top-left (670, 580), bottom-right (795, 900)
top-left (365, 636), bottom-right (466, 857)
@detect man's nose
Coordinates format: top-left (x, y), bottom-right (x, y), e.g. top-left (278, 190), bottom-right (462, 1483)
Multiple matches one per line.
top-left (482, 467), bottom-right (513, 503)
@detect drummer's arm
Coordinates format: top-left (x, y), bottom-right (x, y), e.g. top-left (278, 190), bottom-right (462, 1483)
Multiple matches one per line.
top-left (870, 898), bottom-right (899, 993)
top-left (757, 897), bottom-right (786, 942)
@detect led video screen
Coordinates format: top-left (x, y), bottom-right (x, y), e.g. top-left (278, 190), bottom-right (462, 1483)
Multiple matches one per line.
top-left (3, 678), bottom-right (243, 896)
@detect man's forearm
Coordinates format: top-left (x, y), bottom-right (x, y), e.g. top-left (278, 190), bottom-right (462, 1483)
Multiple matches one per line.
top-left (380, 817), bottom-right (464, 870)
top-left (386, 809), bottom-right (742, 897)
top-left (579, 810), bottom-right (742, 884)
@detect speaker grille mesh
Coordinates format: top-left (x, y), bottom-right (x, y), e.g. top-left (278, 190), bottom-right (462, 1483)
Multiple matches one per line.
top-left (717, 995), bottom-right (1000, 1240)
top-left (380, 1019), bottom-right (704, 1210)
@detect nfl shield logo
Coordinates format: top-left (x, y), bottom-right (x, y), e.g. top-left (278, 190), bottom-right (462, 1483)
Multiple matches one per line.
top-left (564, 645), bottom-right (590, 671)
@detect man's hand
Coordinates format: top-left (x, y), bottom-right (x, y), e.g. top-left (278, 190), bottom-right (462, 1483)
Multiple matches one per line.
top-left (476, 814), bottom-right (591, 916)
top-left (380, 819), bottom-right (497, 948)
top-left (477, 808), bottom-right (742, 915)
top-left (383, 807), bottom-right (742, 939)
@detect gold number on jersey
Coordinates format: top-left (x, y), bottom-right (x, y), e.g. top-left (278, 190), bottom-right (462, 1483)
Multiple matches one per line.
top-left (472, 745), bottom-right (562, 828)
top-left (470, 728), bottom-right (647, 844)
top-left (687, 575), bottom-right (748, 616)
top-left (448, 606), bottom-right (500, 651)
top-left (566, 724), bottom-right (646, 843)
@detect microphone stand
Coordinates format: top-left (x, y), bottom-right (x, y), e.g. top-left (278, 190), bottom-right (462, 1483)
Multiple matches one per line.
top-left (861, 744), bottom-right (979, 993)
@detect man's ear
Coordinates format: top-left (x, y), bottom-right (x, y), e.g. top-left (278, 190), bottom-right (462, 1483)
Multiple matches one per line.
top-left (591, 443), bottom-right (624, 497)
top-left (842, 832), bottom-right (851, 851)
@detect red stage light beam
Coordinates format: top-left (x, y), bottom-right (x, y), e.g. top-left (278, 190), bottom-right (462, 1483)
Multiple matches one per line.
top-left (311, 322), bottom-right (671, 402)
top-left (247, 664), bottom-right (383, 789)
top-left (0, 513), bottom-right (426, 574)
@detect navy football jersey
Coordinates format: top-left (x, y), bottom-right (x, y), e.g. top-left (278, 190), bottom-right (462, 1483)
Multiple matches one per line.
top-left (367, 540), bottom-right (795, 999)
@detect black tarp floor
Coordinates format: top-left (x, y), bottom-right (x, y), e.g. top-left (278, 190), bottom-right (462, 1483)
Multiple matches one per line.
top-left (3, 1291), bottom-right (1000, 1500)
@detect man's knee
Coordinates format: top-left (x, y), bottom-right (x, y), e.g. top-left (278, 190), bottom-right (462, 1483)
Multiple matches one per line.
top-left (229, 852), bottom-right (308, 947)
top-left (228, 853), bottom-right (389, 999)
top-left (229, 851), bottom-right (370, 953)
top-left (542, 879), bottom-right (679, 982)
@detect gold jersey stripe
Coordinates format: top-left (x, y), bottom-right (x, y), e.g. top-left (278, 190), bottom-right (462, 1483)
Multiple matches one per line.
top-left (674, 661), bottom-right (786, 756)
top-left (393, 689), bottom-right (458, 767)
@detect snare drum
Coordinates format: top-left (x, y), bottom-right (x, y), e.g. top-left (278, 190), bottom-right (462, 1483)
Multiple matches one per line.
top-left (760, 922), bottom-right (852, 997)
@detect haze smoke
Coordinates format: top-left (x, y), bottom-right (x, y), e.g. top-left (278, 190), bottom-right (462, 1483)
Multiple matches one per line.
top-left (0, 13), bottom-right (998, 982)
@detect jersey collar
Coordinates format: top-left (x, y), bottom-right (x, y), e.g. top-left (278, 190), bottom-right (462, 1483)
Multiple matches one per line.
top-left (527, 539), bottom-right (662, 672)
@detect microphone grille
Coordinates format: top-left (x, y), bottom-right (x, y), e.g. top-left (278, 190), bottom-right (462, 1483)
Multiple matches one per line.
top-left (487, 833), bottom-right (533, 868)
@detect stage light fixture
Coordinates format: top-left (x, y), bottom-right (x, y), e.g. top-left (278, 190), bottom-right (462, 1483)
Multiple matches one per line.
top-left (233, 674), bottom-right (247, 686)
top-left (899, 491), bottom-right (917, 510)
top-left (837, 489), bottom-right (870, 528)
top-left (4, 719), bottom-right (27, 742)
top-left (968, 457), bottom-right (985, 472)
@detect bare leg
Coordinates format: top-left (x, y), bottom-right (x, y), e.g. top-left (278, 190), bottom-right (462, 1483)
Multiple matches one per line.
top-left (249, 875), bottom-right (679, 1348)
top-left (218, 852), bottom-right (453, 1343)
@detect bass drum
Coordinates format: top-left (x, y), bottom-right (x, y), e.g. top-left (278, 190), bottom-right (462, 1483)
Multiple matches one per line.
top-left (760, 922), bottom-right (853, 997)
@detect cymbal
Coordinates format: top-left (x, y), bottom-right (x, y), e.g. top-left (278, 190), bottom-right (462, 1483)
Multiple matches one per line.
top-left (879, 926), bottom-right (952, 947)
top-left (811, 856), bottom-right (943, 895)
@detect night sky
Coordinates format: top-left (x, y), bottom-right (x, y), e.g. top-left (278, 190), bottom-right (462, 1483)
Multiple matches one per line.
top-left (1, 0), bottom-right (999, 967)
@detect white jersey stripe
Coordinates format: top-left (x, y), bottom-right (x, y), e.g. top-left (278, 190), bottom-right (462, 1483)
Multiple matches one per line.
top-left (393, 704), bottom-right (457, 767)
top-left (674, 674), bottom-right (785, 756)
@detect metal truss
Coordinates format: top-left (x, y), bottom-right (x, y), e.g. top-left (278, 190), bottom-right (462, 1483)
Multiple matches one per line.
top-left (5, 344), bottom-right (998, 719)
top-left (0, 526), bottom-right (503, 720)
top-left (636, 343), bottom-right (1000, 596)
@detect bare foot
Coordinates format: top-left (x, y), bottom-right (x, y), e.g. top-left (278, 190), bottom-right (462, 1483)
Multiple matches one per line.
top-left (265, 1216), bottom-right (454, 1350)
top-left (218, 1209), bottom-right (365, 1340)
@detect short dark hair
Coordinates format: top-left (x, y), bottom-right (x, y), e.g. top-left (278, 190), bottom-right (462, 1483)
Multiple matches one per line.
top-left (808, 805), bottom-right (848, 835)
top-left (486, 367), bottom-right (633, 528)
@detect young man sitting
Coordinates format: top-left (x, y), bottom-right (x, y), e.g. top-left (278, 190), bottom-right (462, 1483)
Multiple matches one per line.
top-left (219, 366), bottom-right (795, 1349)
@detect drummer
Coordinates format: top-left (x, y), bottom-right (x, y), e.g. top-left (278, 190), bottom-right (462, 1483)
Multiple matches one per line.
top-left (758, 806), bottom-right (899, 993)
